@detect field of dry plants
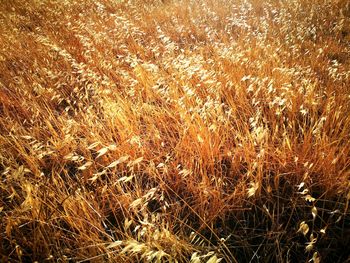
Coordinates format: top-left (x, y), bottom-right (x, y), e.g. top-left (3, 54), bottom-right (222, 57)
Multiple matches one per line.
top-left (0, 0), bottom-right (349, 262)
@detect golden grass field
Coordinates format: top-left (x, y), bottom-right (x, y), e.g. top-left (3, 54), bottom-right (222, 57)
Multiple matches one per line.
top-left (0, 0), bottom-right (349, 262)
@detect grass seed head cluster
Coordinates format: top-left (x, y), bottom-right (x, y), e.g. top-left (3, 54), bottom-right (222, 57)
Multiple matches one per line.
top-left (0, 0), bottom-right (349, 262)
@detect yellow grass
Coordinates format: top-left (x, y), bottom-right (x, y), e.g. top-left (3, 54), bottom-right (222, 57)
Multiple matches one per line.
top-left (0, 0), bottom-right (349, 262)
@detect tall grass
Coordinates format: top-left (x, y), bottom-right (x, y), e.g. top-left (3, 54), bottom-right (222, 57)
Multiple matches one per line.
top-left (0, 0), bottom-right (349, 262)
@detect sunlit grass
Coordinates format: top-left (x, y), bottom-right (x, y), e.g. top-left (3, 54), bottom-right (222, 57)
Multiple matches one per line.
top-left (0, 0), bottom-right (349, 262)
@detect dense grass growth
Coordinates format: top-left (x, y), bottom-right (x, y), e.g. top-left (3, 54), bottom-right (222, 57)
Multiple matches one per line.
top-left (0, 0), bottom-right (349, 262)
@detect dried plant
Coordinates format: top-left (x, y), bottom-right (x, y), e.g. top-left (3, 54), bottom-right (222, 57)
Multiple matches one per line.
top-left (0, 0), bottom-right (349, 262)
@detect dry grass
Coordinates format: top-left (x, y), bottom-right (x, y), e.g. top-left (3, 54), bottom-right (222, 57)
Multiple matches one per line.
top-left (0, 0), bottom-right (349, 262)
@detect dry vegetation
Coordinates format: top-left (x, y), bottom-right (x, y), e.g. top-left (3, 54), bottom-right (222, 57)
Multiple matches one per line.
top-left (0, 0), bottom-right (350, 262)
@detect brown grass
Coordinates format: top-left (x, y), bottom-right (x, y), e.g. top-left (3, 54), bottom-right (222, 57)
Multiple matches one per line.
top-left (0, 0), bottom-right (349, 262)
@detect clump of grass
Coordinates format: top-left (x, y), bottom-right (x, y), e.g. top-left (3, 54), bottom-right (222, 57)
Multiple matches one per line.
top-left (1, 0), bottom-right (349, 262)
